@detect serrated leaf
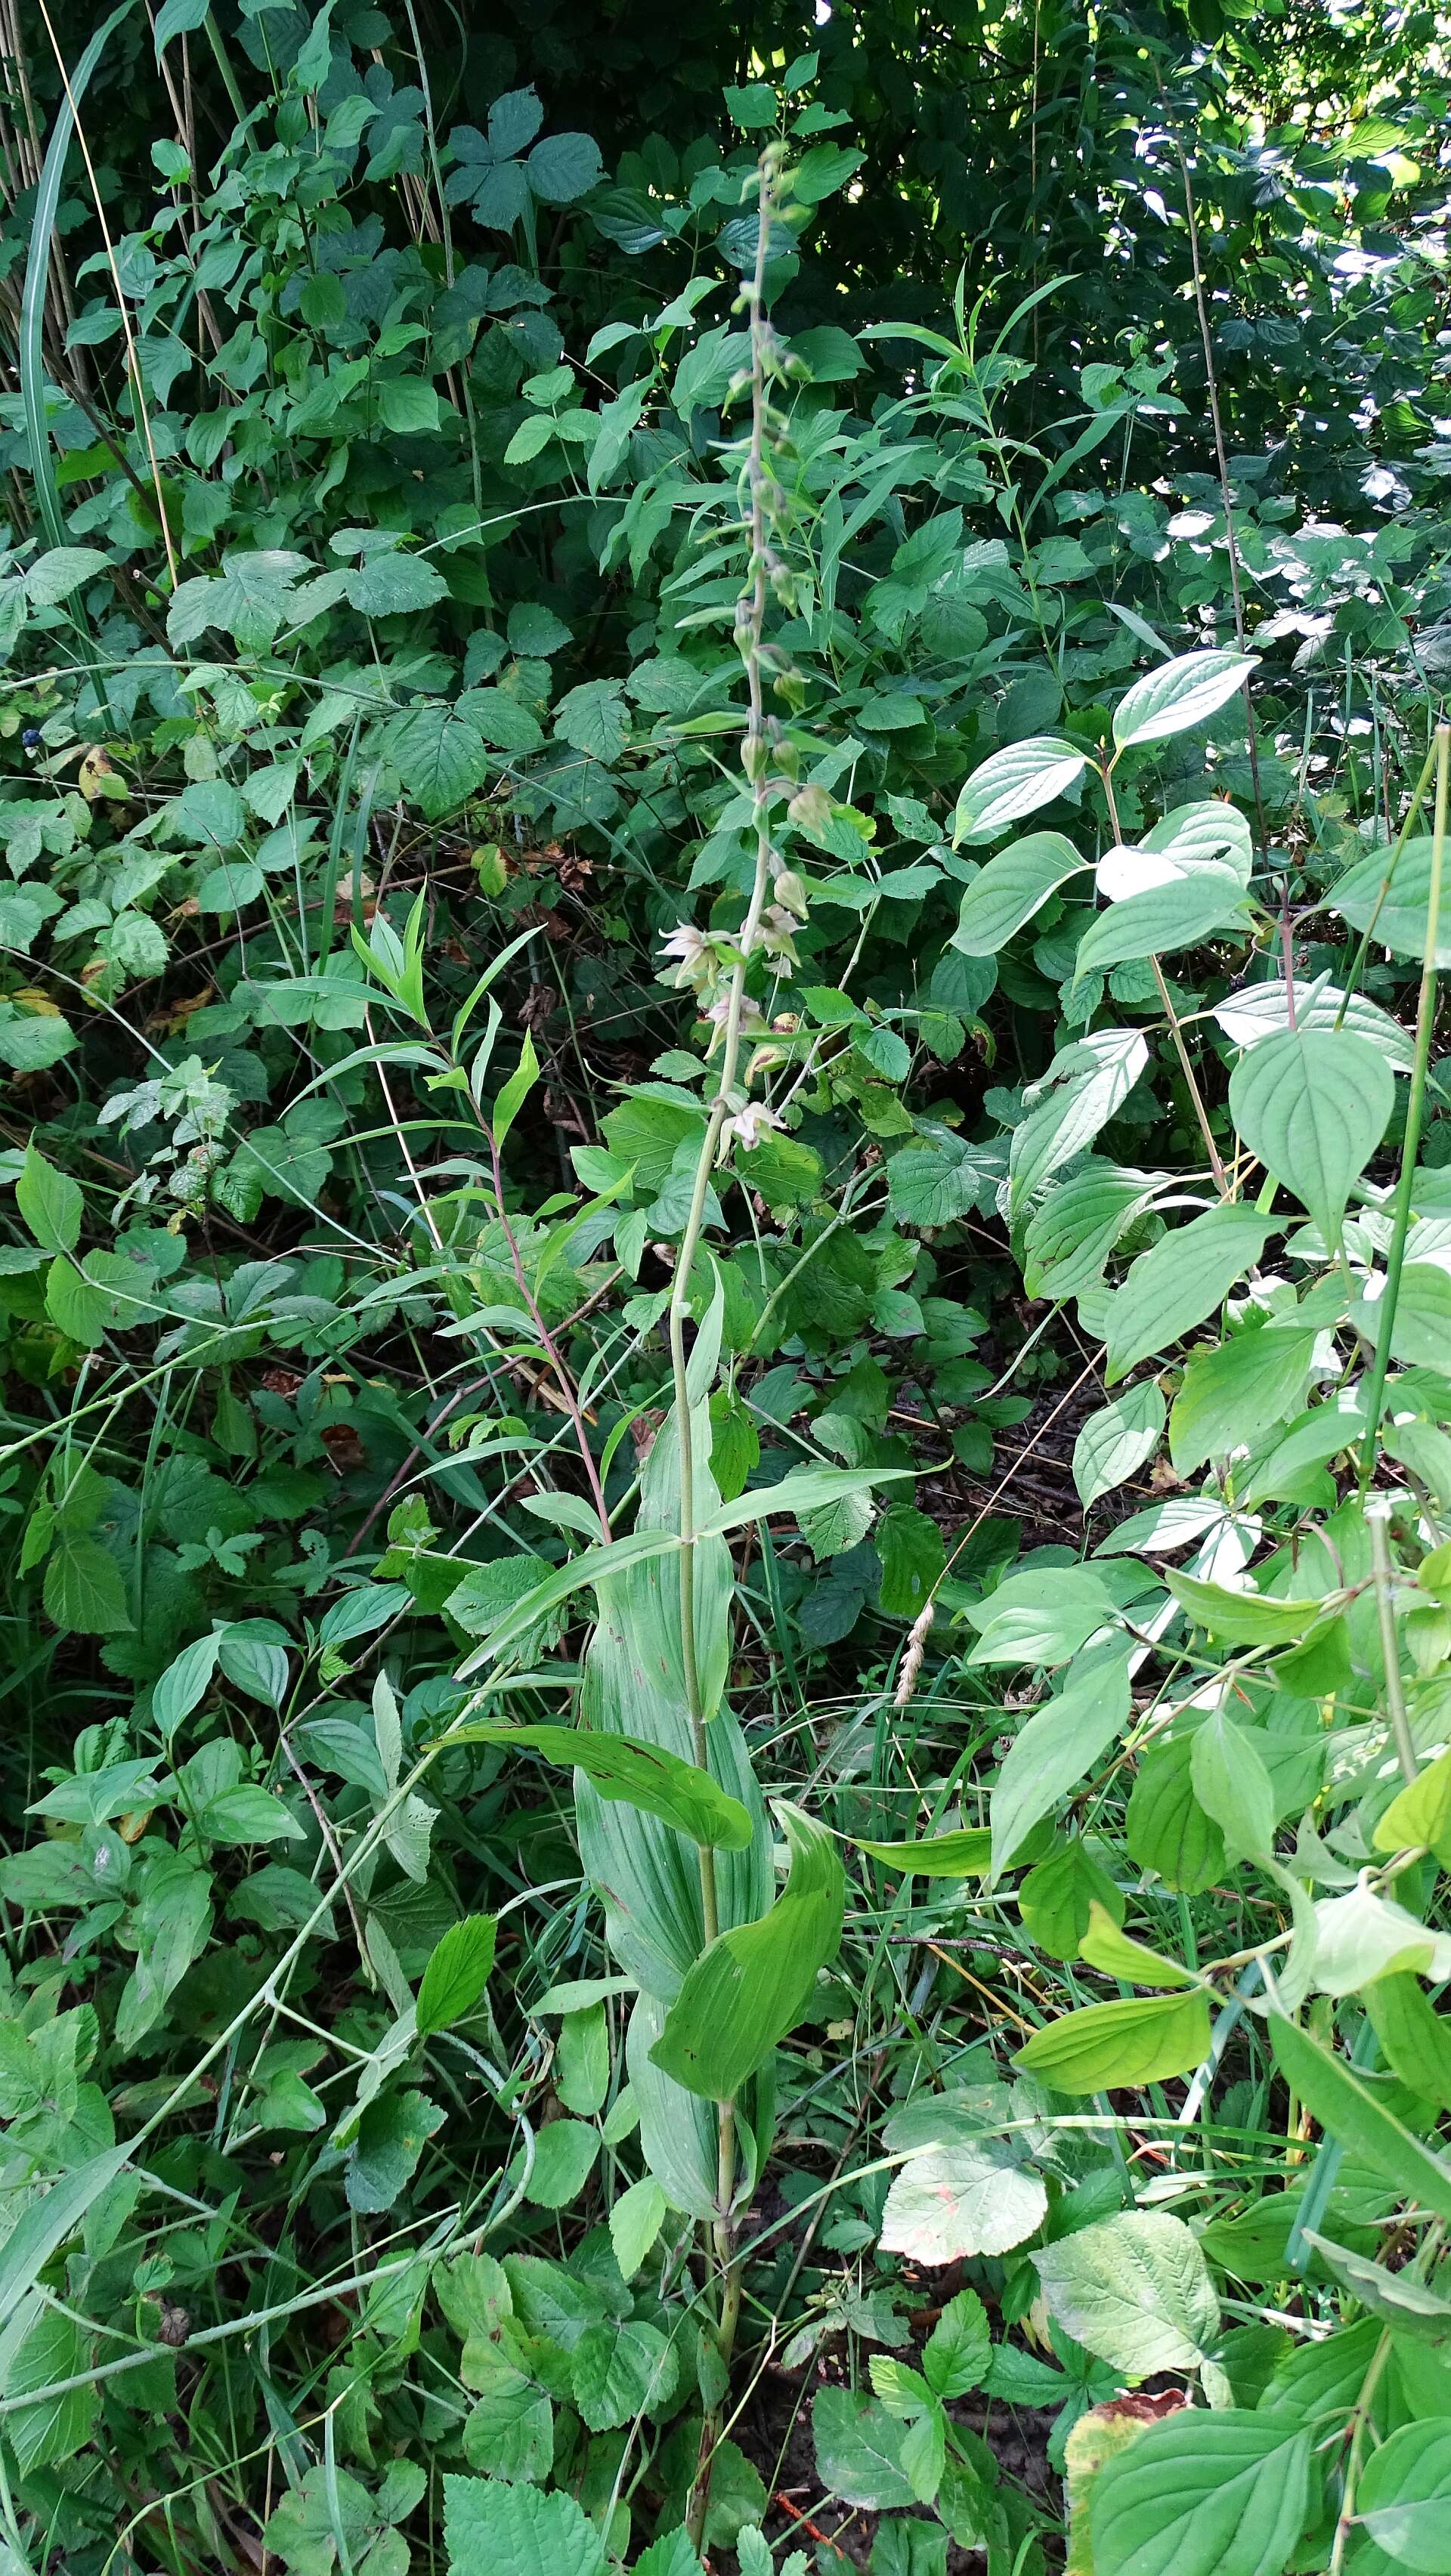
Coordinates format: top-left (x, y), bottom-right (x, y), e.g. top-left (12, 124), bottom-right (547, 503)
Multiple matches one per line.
top-left (1037, 2211), bottom-right (1221, 2373)
top-left (345, 552), bottom-right (449, 617)
top-left (1090, 2411), bottom-right (1310, 2576)
top-left (25, 546), bottom-right (110, 608)
top-left (385, 700), bottom-right (493, 819)
top-left (17, 1140), bottom-right (82, 1254)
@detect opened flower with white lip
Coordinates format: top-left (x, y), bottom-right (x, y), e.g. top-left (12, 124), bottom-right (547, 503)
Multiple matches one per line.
top-left (657, 922), bottom-right (712, 988)
top-left (726, 1101), bottom-right (784, 1150)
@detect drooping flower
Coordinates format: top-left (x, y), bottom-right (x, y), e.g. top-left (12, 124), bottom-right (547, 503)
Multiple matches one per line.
top-left (658, 922), bottom-right (710, 987)
top-left (726, 1101), bottom-right (784, 1150)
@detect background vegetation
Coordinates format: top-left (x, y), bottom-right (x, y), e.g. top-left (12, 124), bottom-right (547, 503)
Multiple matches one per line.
top-left (2, 2), bottom-right (1451, 2571)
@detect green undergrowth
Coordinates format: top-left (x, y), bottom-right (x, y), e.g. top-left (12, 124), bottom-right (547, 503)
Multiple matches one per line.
top-left (2, 5), bottom-right (1451, 2574)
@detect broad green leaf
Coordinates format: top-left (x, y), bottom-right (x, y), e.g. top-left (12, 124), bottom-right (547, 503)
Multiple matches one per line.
top-left (949, 830), bottom-right (1085, 953)
top-left (444, 2469), bottom-right (608, 2576)
top-left (1010, 1029), bottom-right (1149, 1214)
top-left (1036, 2211), bottom-right (1221, 2372)
top-left (25, 546), bottom-right (110, 608)
top-left (16, 1140), bottom-right (82, 1254)
top-left (1020, 1842), bottom-right (1125, 1959)
top-left (952, 737), bottom-right (1088, 845)
top-left (1229, 1026), bottom-right (1393, 1243)
top-left (649, 1803), bottom-right (845, 2100)
top-left (151, 1631), bottom-right (223, 1740)
top-left (1374, 1743), bottom-right (1451, 1864)
top-left (1073, 864), bottom-right (1246, 985)
top-left (608, 2175), bottom-right (667, 2278)
top-left (1190, 1709), bottom-right (1277, 1857)
top-left (812, 2386), bottom-right (918, 2512)
top-left (923, 2288), bottom-right (991, 2400)
top-left (554, 679), bottom-right (629, 762)
top-left (1365, 1975), bottom-right (1451, 2112)
top-left (449, 1722), bottom-right (753, 1849)
top-left (345, 552), bottom-right (449, 617)
top-left (1023, 1161), bottom-right (1160, 1300)
top-left (512, 2117), bottom-right (599, 2209)
top-left (490, 1031), bottom-right (540, 1149)
top-left (155, 0), bottom-right (209, 49)
top-left (1169, 1326), bottom-right (1316, 1475)
top-left (1078, 1900), bottom-right (1194, 1987)
top-left (1301, 2230), bottom-right (1451, 2342)
top-left (1329, 835), bottom-right (1451, 968)
top-left (1355, 1262), bottom-right (1451, 1370)
top-left (0, 2146), bottom-right (131, 2330)
top-left (1072, 1379), bottom-right (1165, 1505)
top-left (1308, 1885), bottom-right (1451, 1995)
top-left (1112, 647), bottom-right (1259, 748)
top-left (882, 2086), bottom-right (1048, 2262)
top-left (1016, 1990), bottom-right (1210, 2091)
top-left (1356, 2420), bottom-right (1451, 2571)
top-left (1090, 2411), bottom-right (1310, 2576)
top-left (1123, 1730), bottom-right (1227, 1896)
top-left (1165, 1571), bottom-right (1323, 1647)
top-left (43, 1531), bottom-right (131, 1635)
top-left (1214, 976), bottom-right (1415, 1071)
top-left (416, 1915), bottom-right (497, 2036)
top-left (850, 1826), bottom-right (992, 1876)
top-left (1139, 796), bottom-right (1253, 880)
top-left (1105, 1205), bottom-right (1277, 1383)
top-left (874, 1501), bottom-right (945, 1615)
top-left (5, 2306), bottom-right (97, 2472)
top-left (1267, 2014), bottom-right (1451, 2222)
top-left (990, 1647), bottom-right (1132, 1881)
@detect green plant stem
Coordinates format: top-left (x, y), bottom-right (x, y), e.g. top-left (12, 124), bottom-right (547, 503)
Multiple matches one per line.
top-left (1100, 756), bottom-right (1228, 1192)
top-left (1367, 1498), bottom-right (1419, 1788)
top-left (676, 151), bottom-right (777, 2556)
top-left (1334, 732), bottom-right (1440, 1028)
top-left (1358, 720), bottom-right (1451, 1489)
